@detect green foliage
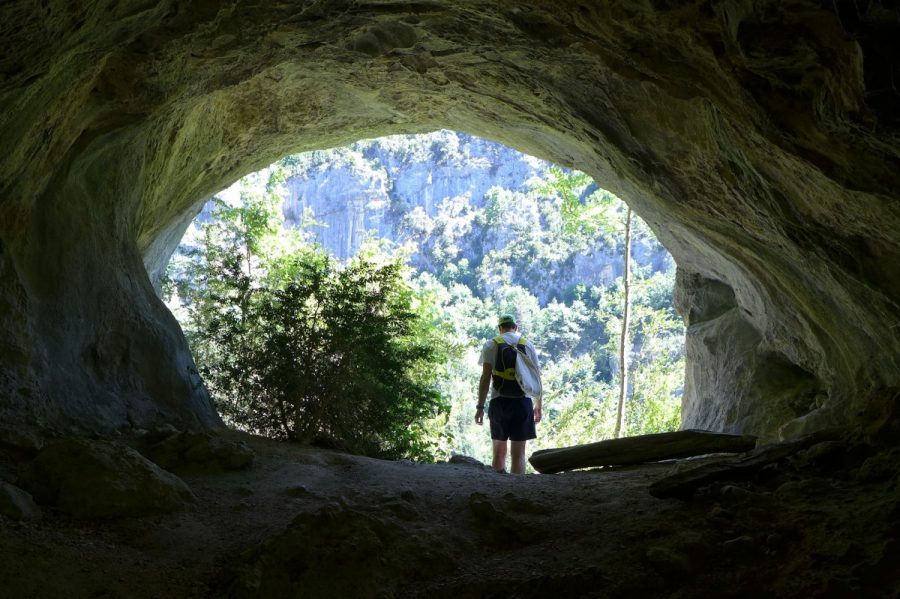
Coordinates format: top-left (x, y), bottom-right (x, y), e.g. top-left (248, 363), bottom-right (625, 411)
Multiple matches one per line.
top-left (165, 175), bottom-right (450, 461)
top-left (399, 163), bottom-right (685, 462)
top-left (166, 134), bottom-right (686, 466)
top-left (534, 166), bottom-right (623, 240)
top-left (626, 356), bottom-right (684, 436)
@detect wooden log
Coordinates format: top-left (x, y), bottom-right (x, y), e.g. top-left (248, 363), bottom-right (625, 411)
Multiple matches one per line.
top-left (528, 429), bottom-right (758, 474)
top-left (648, 428), bottom-right (843, 499)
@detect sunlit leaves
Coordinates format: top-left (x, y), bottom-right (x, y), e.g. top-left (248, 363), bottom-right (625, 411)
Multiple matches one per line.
top-left (165, 173), bottom-right (452, 461)
top-left (533, 165), bottom-right (623, 239)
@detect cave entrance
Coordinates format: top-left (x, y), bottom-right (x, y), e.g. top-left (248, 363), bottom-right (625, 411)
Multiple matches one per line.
top-left (160, 131), bottom-right (684, 465)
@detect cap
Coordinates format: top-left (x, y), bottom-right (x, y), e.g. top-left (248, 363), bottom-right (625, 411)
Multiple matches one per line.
top-left (498, 314), bottom-right (516, 326)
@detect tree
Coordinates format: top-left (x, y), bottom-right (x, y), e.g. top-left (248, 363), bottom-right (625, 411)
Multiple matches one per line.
top-left (165, 175), bottom-right (451, 461)
top-left (536, 167), bottom-right (671, 438)
top-left (614, 206), bottom-right (632, 438)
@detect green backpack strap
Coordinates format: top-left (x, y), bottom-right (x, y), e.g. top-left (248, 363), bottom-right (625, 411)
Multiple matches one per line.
top-left (495, 335), bottom-right (527, 346)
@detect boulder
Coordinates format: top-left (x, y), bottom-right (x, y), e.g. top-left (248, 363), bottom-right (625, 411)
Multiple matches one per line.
top-left (18, 438), bottom-right (195, 518)
top-left (140, 429), bottom-right (254, 472)
top-left (648, 429), bottom-right (842, 499)
top-left (0, 426), bottom-right (44, 455)
top-left (222, 505), bottom-right (459, 598)
top-left (0, 481), bottom-right (42, 521)
top-left (467, 492), bottom-right (542, 546)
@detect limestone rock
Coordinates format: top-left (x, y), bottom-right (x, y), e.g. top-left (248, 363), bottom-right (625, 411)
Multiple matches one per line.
top-left (0, 1), bottom-right (898, 440)
top-left (18, 439), bottom-right (195, 519)
top-left (141, 423), bottom-right (180, 445)
top-left (855, 448), bottom-right (900, 483)
top-left (774, 477), bottom-right (839, 502)
top-left (648, 429), bottom-right (841, 499)
top-left (140, 430), bottom-right (254, 472)
top-left (256, 132), bottom-right (667, 304)
top-left (645, 531), bottom-right (710, 580)
top-left (722, 535), bottom-right (762, 559)
top-left (0, 481), bottom-right (41, 521)
top-left (467, 492), bottom-right (542, 546)
top-left (222, 505), bottom-right (459, 598)
top-left (0, 426), bottom-right (44, 455)
top-left (676, 272), bottom-right (825, 442)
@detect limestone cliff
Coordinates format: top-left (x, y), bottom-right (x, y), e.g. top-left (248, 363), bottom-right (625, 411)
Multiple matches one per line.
top-left (0, 1), bottom-right (897, 439)
top-left (280, 132), bottom-right (547, 261)
top-left (198, 131), bottom-right (670, 306)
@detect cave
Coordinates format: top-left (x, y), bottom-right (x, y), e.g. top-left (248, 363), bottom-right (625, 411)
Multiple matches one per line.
top-left (1, 1), bottom-right (899, 596)
top-left (2, 0), bottom-right (898, 439)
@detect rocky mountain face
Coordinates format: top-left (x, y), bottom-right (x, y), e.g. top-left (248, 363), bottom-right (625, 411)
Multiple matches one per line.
top-left (282, 133), bottom-right (544, 261)
top-left (276, 132), bottom-right (670, 304)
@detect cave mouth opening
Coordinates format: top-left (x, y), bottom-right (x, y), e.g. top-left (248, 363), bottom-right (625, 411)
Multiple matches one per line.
top-left (160, 130), bottom-right (685, 464)
top-left (0, 0), bottom-right (893, 472)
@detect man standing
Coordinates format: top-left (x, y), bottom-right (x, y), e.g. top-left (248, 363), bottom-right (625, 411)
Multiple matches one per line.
top-left (475, 314), bottom-right (542, 474)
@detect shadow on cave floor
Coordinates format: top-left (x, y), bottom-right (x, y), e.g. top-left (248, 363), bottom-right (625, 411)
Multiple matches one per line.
top-left (1, 428), bottom-right (899, 598)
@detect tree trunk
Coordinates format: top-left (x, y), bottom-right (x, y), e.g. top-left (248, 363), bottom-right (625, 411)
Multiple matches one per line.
top-left (529, 429), bottom-right (758, 474)
top-left (614, 207), bottom-right (633, 438)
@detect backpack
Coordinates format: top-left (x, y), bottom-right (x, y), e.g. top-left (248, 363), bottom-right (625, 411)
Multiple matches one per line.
top-left (491, 335), bottom-right (542, 400)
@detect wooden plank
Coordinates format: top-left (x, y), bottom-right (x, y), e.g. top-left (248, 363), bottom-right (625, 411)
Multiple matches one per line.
top-left (648, 428), bottom-right (843, 499)
top-left (528, 429), bottom-right (758, 474)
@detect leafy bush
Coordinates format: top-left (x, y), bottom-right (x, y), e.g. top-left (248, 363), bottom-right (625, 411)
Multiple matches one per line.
top-left (167, 178), bottom-right (450, 461)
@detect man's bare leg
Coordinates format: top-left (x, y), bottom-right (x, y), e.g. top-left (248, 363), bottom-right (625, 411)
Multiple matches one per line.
top-left (510, 441), bottom-right (527, 474)
top-left (492, 440), bottom-right (508, 472)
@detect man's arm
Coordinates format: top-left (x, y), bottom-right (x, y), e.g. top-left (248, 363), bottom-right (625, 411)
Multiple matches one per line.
top-left (475, 363), bottom-right (492, 425)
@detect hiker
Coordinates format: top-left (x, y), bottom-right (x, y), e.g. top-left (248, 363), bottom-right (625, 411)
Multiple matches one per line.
top-left (475, 314), bottom-right (542, 474)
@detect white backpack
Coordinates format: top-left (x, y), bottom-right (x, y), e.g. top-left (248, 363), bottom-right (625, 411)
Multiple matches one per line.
top-left (514, 339), bottom-right (543, 402)
top-left (492, 335), bottom-right (543, 401)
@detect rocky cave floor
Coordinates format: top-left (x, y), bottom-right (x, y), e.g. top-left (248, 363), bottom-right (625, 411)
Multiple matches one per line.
top-left (1, 426), bottom-right (899, 599)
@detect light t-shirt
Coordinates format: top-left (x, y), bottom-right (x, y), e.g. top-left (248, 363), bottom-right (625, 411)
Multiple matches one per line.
top-left (479, 331), bottom-right (541, 399)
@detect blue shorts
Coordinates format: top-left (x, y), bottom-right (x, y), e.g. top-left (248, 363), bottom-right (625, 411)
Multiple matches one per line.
top-left (488, 396), bottom-right (537, 442)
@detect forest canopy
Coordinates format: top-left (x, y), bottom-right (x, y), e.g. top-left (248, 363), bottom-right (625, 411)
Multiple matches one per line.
top-left (164, 131), bottom-right (685, 463)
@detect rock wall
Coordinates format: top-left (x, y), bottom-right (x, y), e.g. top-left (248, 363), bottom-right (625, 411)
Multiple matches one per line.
top-left (0, 1), bottom-right (897, 438)
top-left (225, 132), bottom-right (670, 305)
top-left (676, 271), bottom-right (826, 442)
top-left (280, 132), bottom-right (547, 261)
